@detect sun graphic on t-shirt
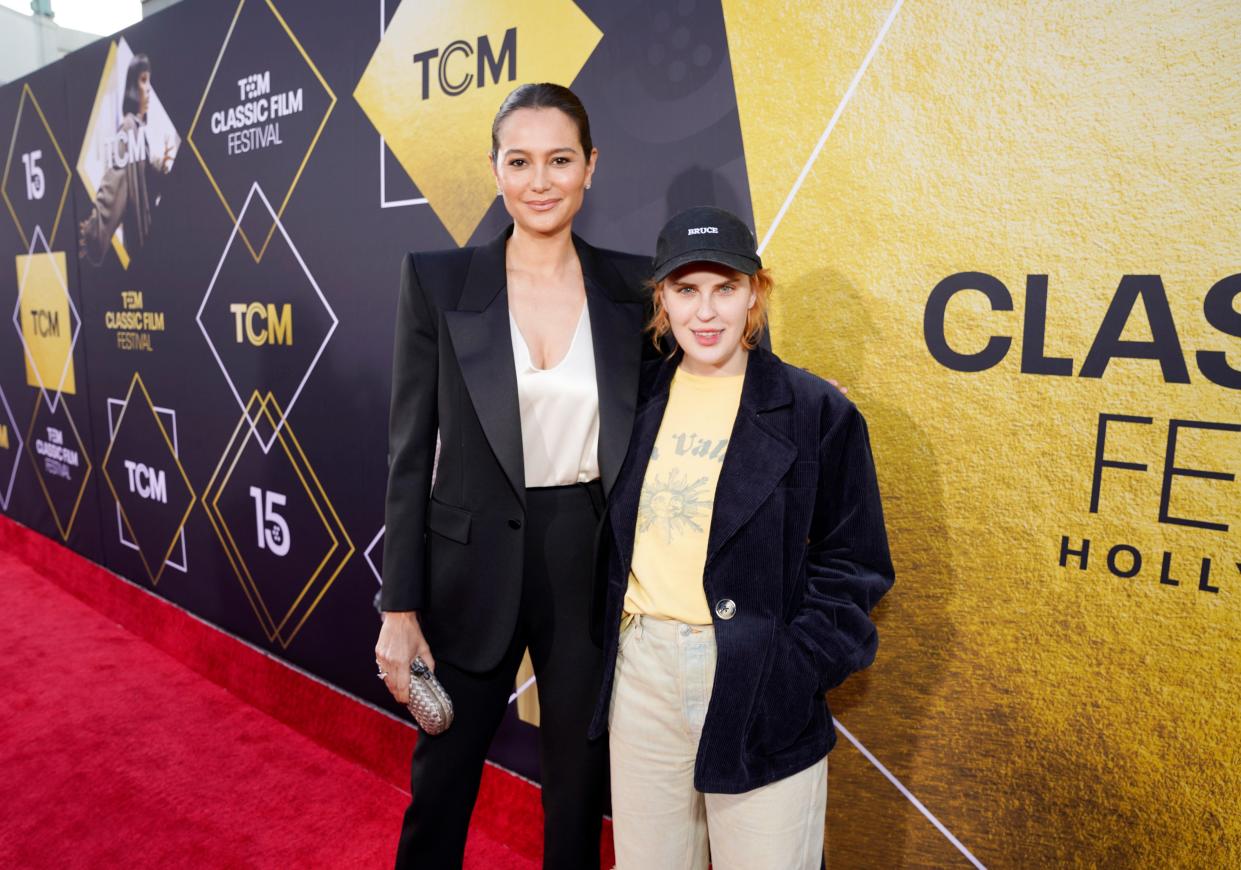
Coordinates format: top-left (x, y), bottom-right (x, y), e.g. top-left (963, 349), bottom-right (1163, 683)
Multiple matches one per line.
top-left (637, 468), bottom-right (712, 542)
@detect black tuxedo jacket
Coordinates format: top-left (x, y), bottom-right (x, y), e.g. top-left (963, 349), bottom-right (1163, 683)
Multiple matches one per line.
top-left (381, 226), bottom-right (650, 672)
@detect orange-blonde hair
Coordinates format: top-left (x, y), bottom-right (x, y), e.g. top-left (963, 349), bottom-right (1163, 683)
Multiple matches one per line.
top-left (646, 267), bottom-right (773, 353)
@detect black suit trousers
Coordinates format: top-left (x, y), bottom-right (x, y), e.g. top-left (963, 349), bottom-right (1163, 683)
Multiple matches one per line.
top-left (395, 481), bottom-right (608, 869)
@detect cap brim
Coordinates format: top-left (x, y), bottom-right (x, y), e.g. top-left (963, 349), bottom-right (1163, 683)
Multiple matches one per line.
top-left (651, 249), bottom-right (761, 283)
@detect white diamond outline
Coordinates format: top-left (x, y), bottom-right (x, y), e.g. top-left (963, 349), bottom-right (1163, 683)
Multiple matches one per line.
top-left (376, 0), bottom-right (430, 210)
top-left (11, 224), bottom-right (80, 414)
top-left (833, 717), bottom-right (984, 869)
top-left (363, 524), bottom-right (384, 587)
top-left (0, 381), bottom-right (24, 511)
top-left (755, 1), bottom-right (903, 256)
top-left (197, 181), bottom-right (340, 455)
top-left (106, 396), bottom-right (189, 572)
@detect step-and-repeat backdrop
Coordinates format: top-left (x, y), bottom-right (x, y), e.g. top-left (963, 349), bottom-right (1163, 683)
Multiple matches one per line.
top-left (1, 0), bottom-right (1235, 865)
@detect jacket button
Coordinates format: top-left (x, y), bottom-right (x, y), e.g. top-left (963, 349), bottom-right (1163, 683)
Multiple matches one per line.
top-left (714, 598), bottom-right (737, 620)
top-left (508, 518), bottom-right (522, 530)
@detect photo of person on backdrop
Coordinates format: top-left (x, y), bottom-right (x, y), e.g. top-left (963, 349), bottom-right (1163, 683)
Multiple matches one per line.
top-left (373, 82), bottom-right (654, 869)
top-left (77, 49), bottom-right (178, 266)
top-left (589, 206), bottom-right (895, 869)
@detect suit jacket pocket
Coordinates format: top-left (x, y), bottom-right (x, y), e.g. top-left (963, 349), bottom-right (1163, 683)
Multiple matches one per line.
top-left (750, 627), bottom-right (821, 753)
top-left (426, 498), bottom-right (472, 544)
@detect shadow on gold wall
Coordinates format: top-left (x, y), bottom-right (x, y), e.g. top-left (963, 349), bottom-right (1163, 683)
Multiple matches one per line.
top-left (792, 267), bottom-right (969, 868)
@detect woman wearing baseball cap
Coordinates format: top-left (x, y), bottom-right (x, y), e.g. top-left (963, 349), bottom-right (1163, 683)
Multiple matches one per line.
top-left (589, 206), bottom-right (895, 868)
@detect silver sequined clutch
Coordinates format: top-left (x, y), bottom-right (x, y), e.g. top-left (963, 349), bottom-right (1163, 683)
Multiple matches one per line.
top-left (406, 656), bottom-right (453, 735)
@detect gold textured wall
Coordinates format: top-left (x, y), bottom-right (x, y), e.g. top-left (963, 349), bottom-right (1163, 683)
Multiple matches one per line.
top-left (722, 1), bottom-right (1241, 866)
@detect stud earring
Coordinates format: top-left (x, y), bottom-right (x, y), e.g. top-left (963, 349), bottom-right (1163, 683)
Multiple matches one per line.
top-left (585, 182), bottom-right (592, 190)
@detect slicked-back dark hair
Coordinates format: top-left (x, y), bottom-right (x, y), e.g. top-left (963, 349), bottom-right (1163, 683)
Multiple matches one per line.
top-left (490, 83), bottom-right (593, 162)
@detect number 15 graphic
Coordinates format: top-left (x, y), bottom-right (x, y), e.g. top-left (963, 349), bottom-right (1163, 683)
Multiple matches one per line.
top-left (248, 486), bottom-right (290, 556)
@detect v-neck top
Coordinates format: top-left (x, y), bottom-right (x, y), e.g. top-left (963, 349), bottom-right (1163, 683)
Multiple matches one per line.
top-left (508, 303), bottom-right (601, 487)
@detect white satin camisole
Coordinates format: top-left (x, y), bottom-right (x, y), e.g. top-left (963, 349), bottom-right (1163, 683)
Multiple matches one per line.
top-left (508, 304), bottom-right (601, 487)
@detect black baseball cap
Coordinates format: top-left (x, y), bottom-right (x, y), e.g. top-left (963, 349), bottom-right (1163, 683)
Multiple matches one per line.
top-left (651, 206), bottom-right (762, 283)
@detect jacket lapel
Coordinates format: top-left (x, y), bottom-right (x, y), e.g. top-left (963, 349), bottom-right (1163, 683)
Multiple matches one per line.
top-left (442, 230), bottom-right (526, 505)
top-left (444, 230), bottom-right (647, 507)
top-left (608, 357), bottom-right (677, 573)
top-left (577, 235), bottom-right (643, 499)
top-left (609, 350), bottom-right (796, 576)
top-left (705, 348), bottom-right (796, 566)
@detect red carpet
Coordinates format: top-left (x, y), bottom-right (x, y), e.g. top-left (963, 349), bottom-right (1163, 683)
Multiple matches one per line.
top-left (0, 517), bottom-right (614, 868)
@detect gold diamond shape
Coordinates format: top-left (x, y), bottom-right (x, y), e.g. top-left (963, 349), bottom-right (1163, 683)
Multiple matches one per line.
top-left (24, 397), bottom-right (92, 541)
top-left (2, 83), bottom-right (72, 250)
top-left (100, 372), bottom-right (197, 586)
top-left (354, 0), bottom-right (602, 246)
top-left (186, 0), bottom-right (336, 263)
top-left (15, 248), bottom-right (77, 397)
top-left (203, 390), bottom-right (353, 647)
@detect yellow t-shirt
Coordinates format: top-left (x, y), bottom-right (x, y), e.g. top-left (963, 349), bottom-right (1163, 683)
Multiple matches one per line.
top-left (624, 367), bottom-right (745, 624)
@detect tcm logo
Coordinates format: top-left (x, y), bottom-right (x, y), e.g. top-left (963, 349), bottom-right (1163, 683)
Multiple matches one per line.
top-left (28, 308), bottom-right (61, 337)
top-left (687, 227), bottom-right (719, 236)
top-left (230, 302), bottom-right (292, 346)
top-left (123, 459), bottom-right (167, 504)
top-left (102, 124), bottom-right (150, 171)
top-left (354, 1), bottom-right (601, 245)
top-left (413, 28), bottom-right (516, 100)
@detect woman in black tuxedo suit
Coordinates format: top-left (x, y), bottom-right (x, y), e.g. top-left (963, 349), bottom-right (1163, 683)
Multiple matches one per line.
top-left (374, 83), bottom-right (649, 868)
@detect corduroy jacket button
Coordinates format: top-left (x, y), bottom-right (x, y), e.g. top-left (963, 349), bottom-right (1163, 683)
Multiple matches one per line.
top-left (508, 518), bottom-right (522, 530)
top-left (714, 598), bottom-right (737, 620)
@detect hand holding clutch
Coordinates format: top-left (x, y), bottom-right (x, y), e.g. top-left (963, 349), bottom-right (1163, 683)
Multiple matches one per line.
top-left (406, 656), bottom-right (454, 735)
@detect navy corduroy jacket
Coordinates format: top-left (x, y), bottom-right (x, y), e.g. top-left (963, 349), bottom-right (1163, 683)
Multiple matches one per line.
top-left (588, 345), bottom-right (895, 793)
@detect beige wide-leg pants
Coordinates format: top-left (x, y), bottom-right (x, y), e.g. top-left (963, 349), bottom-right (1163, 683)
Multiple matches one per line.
top-left (608, 614), bottom-right (828, 870)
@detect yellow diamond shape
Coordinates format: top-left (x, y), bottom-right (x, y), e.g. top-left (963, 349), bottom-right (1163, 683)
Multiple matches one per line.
top-left (186, 0), bottom-right (336, 263)
top-left (15, 249), bottom-right (76, 397)
top-left (100, 372), bottom-right (197, 586)
top-left (354, 0), bottom-right (602, 246)
top-left (1, 83), bottom-right (71, 250)
top-left (203, 390), bottom-right (353, 648)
